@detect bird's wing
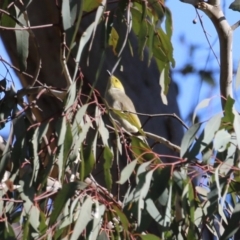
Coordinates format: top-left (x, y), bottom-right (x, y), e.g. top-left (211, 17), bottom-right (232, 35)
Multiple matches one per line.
top-left (111, 90), bottom-right (142, 130)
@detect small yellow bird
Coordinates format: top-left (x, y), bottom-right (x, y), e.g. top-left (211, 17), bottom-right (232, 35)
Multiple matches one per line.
top-left (104, 74), bottom-right (144, 135)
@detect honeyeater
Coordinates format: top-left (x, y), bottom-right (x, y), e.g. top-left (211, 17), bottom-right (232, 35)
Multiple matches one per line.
top-left (104, 73), bottom-right (144, 135)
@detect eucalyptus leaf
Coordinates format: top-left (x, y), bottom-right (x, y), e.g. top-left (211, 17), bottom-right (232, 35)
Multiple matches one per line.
top-left (229, 0), bottom-right (240, 11)
top-left (14, 6), bottom-right (29, 71)
top-left (103, 146), bottom-right (113, 191)
top-left (213, 129), bottom-right (231, 152)
top-left (49, 182), bottom-right (83, 226)
top-left (62, 0), bottom-right (71, 31)
top-left (117, 159), bottom-right (137, 185)
top-left (180, 123), bottom-right (201, 158)
top-left (70, 196), bottom-right (93, 240)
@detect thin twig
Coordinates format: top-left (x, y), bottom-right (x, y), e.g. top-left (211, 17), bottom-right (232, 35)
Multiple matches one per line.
top-left (195, 8), bottom-right (220, 66)
top-left (231, 20), bottom-right (240, 31)
top-left (61, 33), bottom-right (72, 86)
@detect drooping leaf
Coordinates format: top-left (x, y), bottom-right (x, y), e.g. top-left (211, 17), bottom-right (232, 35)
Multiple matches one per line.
top-left (229, 0), bottom-right (240, 11)
top-left (131, 136), bottom-right (158, 162)
top-left (213, 129), bottom-right (231, 152)
top-left (159, 65), bottom-right (170, 105)
top-left (64, 80), bottom-right (77, 110)
top-left (72, 22), bottom-right (95, 81)
top-left (0, 2), bottom-right (16, 28)
top-left (70, 196), bottom-right (93, 240)
top-left (138, 19), bottom-right (148, 60)
top-left (220, 203), bottom-right (240, 240)
top-left (14, 6), bottom-right (29, 71)
top-left (222, 96), bottom-right (235, 126)
top-left (62, 0), bottom-right (71, 31)
top-left (80, 131), bottom-right (96, 180)
top-left (90, 0), bottom-right (106, 50)
top-left (165, 7), bottom-right (173, 38)
top-left (137, 170), bottom-right (154, 226)
top-left (113, 205), bottom-right (129, 230)
top-left (199, 113), bottom-right (222, 153)
top-left (235, 60), bottom-right (240, 90)
top-left (4, 222), bottom-right (16, 239)
top-left (145, 198), bottom-right (163, 225)
top-left (108, 27), bottom-right (119, 55)
top-left (49, 182), bottom-right (85, 226)
top-left (83, 0), bottom-right (102, 12)
top-left (139, 233), bottom-right (161, 240)
top-left (192, 98), bottom-right (212, 123)
top-left (180, 123), bottom-right (201, 158)
top-left (117, 159), bottom-right (137, 185)
top-left (233, 108), bottom-right (240, 149)
top-left (89, 201), bottom-right (105, 240)
top-left (103, 146), bottom-right (113, 191)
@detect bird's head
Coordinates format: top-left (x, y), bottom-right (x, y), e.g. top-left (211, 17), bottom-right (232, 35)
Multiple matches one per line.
top-left (109, 75), bottom-right (125, 92)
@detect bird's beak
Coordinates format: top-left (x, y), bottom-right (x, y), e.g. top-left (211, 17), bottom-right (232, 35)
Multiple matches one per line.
top-left (106, 70), bottom-right (112, 76)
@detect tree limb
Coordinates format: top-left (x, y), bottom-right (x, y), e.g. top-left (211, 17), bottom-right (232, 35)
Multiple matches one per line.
top-left (180, 0), bottom-right (233, 109)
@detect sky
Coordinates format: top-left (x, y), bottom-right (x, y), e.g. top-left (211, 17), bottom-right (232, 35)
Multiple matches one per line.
top-left (167, 0), bottom-right (240, 123)
top-left (0, 0), bottom-right (240, 137)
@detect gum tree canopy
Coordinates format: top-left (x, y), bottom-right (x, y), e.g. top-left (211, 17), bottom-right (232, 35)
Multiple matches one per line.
top-left (0, 0), bottom-right (240, 239)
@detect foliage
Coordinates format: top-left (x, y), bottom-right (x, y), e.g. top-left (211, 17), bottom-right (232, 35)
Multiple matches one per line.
top-left (0, 0), bottom-right (240, 240)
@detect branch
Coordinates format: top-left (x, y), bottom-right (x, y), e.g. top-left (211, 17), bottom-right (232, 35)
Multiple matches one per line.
top-left (145, 131), bottom-right (181, 153)
top-left (181, 0), bottom-right (233, 109)
top-left (231, 20), bottom-right (240, 31)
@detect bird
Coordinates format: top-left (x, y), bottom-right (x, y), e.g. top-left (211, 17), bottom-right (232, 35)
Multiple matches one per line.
top-left (104, 73), bottom-right (144, 135)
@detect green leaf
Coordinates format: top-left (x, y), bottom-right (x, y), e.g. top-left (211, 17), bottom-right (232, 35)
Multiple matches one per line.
top-left (235, 60), bottom-right (240, 89)
top-left (192, 98), bottom-right (212, 123)
top-left (83, 0), bottom-right (101, 12)
top-left (0, 124), bottom-right (12, 181)
top-left (70, 196), bottom-right (93, 240)
top-left (159, 65), bottom-right (170, 105)
top-left (139, 233), bottom-right (161, 240)
top-left (64, 80), bottom-right (77, 110)
top-left (220, 203), bottom-right (240, 240)
top-left (137, 169), bottom-right (154, 226)
top-left (63, 121), bottom-right (73, 168)
top-left (165, 7), bottom-right (173, 38)
top-left (131, 136), bottom-right (158, 162)
top-left (80, 142), bottom-right (95, 180)
top-left (200, 113), bottom-right (222, 152)
top-left (180, 123), bottom-right (201, 158)
top-left (138, 19), bottom-right (148, 60)
top-left (95, 107), bottom-right (109, 146)
top-left (222, 96), bottom-right (235, 125)
top-left (233, 108), bottom-right (240, 149)
top-left (88, 0), bottom-right (106, 52)
top-left (89, 201), bottom-right (105, 239)
top-left (56, 117), bottom-right (67, 181)
top-left (117, 159), bottom-right (138, 185)
top-left (0, 3), bottom-right (16, 28)
top-left (49, 182), bottom-right (83, 226)
top-left (31, 127), bottom-right (40, 185)
top-left (147, 18), bottom-right (155, 65)
top-left (229, 0), bottom-right (240, 11)
top-left (148, 0), bottom-right (165, 20)
top-left (4, 222), bottom-right (16, 239)
top-left (145, 198), bottom-right (163, 225)
top-left (103, 146), bottom-right (113, 191)
top-left (71, 104), bottom-right (89, 137)
top-left (73, 22), bottom-right (95, 81)
top-left (108, 27), bottom-right (119, 55)
top-left (97, 231), bottom-right (109, 240)
top-left (14, 6), bottom-right (29, 71)
top-left (113, 206), bottom-right (129, 230)
top-left (62, 0), bottom-right (71, 31)
top-left (213, 129), bottom-right (231, 152)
